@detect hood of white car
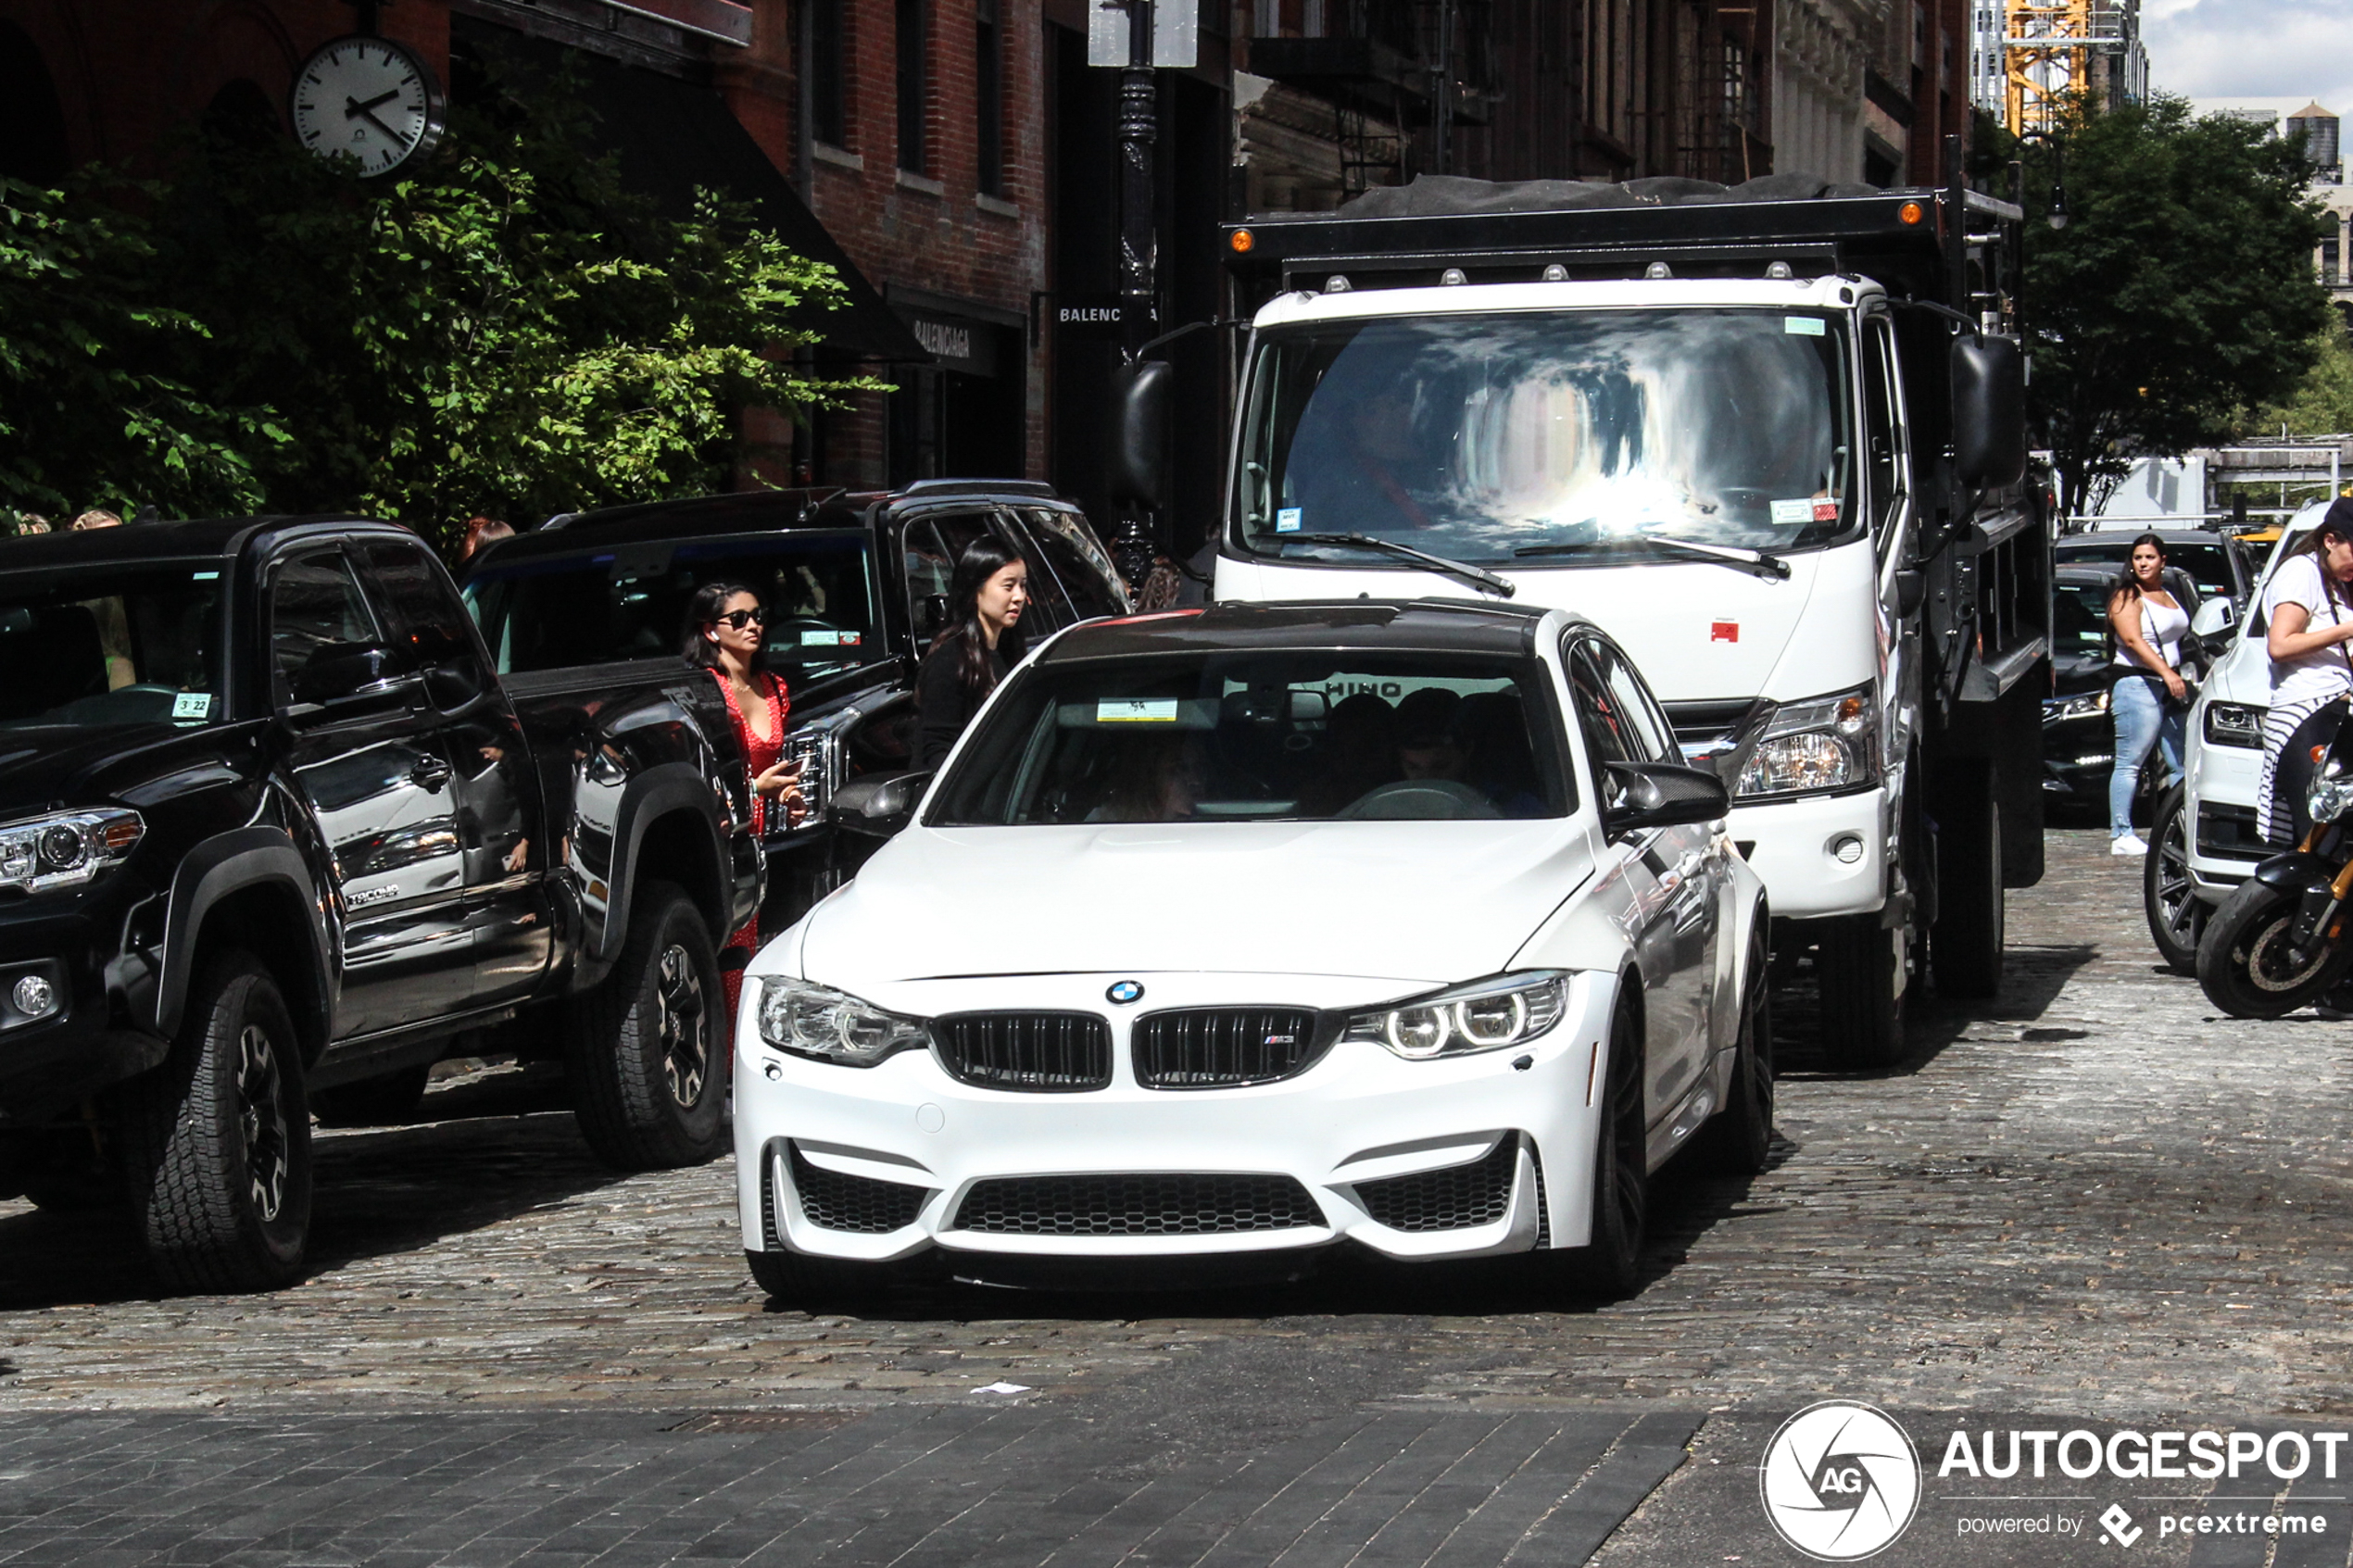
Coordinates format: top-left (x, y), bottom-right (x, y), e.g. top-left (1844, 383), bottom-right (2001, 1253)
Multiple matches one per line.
top-left (796, 819), bottom-right (1598, 990)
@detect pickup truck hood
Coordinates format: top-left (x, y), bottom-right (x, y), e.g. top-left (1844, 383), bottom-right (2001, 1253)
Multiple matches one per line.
top-left (799, 819), bottom-right (1597, 989)
top-left (0, 724), bottom-right (238, 813)
top-left (1214, 543), bottom-right (1878, 702)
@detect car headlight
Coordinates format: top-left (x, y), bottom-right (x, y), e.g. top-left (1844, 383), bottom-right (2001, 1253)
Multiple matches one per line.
top-left (0, 810), bottom-right (143, 894)
top-left (2204, 701), bottom-right (2266, 749)
top-left (1736, 684), bottom-right (1879, 798)
top-left (2043, 689), bottom-right (2109, 723)
top-left (1341, 971), bottom-right (1568, 1060)
top-left (757, 977), bottom-right (932, 1067)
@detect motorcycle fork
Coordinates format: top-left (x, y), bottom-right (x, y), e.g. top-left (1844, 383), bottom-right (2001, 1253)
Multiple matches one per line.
top-left (2289, 826), bottom-right (2353, 947)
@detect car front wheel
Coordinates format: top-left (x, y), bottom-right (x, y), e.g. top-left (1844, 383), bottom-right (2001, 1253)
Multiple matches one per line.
top-left (1548, 1000), bottom-right (1646, 1299)
top-left (1691, 922), bottom-right (1773, 1176)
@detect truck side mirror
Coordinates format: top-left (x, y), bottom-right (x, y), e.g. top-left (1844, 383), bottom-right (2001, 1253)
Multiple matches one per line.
top-left (287, 643), bottom-right (421, 714)
top-left (1951, 335), bottom-right (2027, 489)
top-left (1110, 358), bottom-right (1172, 513)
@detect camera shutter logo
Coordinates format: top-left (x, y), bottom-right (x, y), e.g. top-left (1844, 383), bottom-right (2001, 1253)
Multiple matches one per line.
top-left (1758, 1400), bottom-right (1921, 1560)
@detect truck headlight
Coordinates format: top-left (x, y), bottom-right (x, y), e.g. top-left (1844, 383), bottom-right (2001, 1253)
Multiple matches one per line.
top-left (757, 977), bottom-right (931, 1067)
top-left (1342, 972), bottom-right (1568, 1060)
top-left (2204, 701), bottom-right (2266, 749)
top-left (0, 810), bottom-right (143, 894)
top-left (1736, 684), bottom-right (1879, 799)
top-left (2043, 689), bottom-right (2109, 723)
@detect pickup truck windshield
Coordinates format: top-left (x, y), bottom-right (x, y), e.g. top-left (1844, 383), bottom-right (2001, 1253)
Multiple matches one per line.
top-left (930, 652), bottom-right (1569, 825)
top-left (0, 567), bottom-right (223, 731)
top-left (1234, 308), bottom-right (1854, 565)
top-left (466, 532), bottom-right (883, 679)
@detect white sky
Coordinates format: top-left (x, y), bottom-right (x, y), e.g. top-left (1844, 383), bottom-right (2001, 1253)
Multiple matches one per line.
top-left (2143, 0), bottom-right (2353, 120)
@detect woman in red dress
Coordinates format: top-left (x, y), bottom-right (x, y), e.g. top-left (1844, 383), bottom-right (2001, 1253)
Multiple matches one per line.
top-left (684, 583), bottom-right (806, 1019)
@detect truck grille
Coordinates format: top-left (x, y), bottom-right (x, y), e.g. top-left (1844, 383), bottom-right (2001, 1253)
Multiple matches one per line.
top-left (1133, 1008), bottom-right (1322, 1088)
top-left (950, 1173), bottom-right (1323, 1236)
top-left (1354, 1139), bottom-right (1518, 1232)
top-left (935, 1012), bottom-right (1111, 1091)
top-left (788, 1145), bottom-right (927, 1233)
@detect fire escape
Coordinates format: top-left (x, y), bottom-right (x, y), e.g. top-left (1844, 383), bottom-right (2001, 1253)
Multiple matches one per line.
top-left (1247, 0), bottom-right (1498, 196)
top-left (1671, 0), bottom-right (1769, 184)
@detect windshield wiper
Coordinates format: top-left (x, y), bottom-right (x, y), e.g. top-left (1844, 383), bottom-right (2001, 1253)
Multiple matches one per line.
top-left (1280, 533), bottom-right (1516, 598)
top-left (1514, 535), bottom-right (1792, 581)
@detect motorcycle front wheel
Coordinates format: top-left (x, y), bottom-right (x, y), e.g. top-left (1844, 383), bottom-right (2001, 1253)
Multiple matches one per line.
top-left (2196, 876), bottom-right (2353, 1019)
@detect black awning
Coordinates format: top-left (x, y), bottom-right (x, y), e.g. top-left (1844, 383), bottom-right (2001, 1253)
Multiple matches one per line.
top-left (457, 21), bottom-right (927, 362)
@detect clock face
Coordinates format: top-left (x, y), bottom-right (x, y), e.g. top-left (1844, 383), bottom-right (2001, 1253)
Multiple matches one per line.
top-left (290, 37), bottom-right (445, 178)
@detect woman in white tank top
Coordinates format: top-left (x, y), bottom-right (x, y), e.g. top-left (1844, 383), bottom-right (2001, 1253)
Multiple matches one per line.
top-left (2105, 533), bottom-right (2191, 856)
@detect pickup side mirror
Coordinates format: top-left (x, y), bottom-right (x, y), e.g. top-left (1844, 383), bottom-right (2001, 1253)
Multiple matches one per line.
top-left (1110, 358), bottom-right (1172, 513)
top-left (830, 769), bottom-right (934, 839)
top-left (1951, 335), bottom-right (2027, 489)
top-left (2190, 596), bottom-right (2236, 639)
top-left (1602, 760), bottom-right (1730, 835)
top-left (286, 644), bottom-right (421, 713)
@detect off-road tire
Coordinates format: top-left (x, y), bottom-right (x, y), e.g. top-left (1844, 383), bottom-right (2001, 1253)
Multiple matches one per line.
top-left (1691, 924), bottom-right (1774, 1176)
top-left (1817, 912), bottom-right (1906, 1071)
top-left (2144, 785), bottom-right (2207, 975)
top-left (2196, 876), bottom-right (2353, 1019)
top-left (567, 881), bottom-right (725, 1170)
top-left (1932, 773), bottom-right (2005, 998)
top-left (312, 1064), bottom-right (432, 1128)
top-left (117, 952), bottom-right (312, 1294)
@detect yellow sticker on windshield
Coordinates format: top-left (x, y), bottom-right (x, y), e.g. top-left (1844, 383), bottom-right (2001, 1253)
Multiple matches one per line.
top-left (1098, 698), bottom-right (1178, 722)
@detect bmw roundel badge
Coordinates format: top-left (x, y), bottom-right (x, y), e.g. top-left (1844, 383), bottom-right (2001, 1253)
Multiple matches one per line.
top-left (1106, 980), bottom-right (1144, 1005)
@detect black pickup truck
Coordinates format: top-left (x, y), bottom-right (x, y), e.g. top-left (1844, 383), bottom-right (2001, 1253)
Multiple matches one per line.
top-left (459, 480), bottom-right (1128, 913)
top-left (0, 518), bottom-right (761, 1292)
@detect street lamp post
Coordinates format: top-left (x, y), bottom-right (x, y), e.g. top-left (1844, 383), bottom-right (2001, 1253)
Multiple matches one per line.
top-left (1111, 0), bottom-right (1162, 594)
top-left (2013, 130), bottom-right (2070, 232)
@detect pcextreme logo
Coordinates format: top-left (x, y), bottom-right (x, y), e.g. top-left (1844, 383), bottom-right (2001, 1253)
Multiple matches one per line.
top-left (1759, 1400), bottom-right (1923, 1561)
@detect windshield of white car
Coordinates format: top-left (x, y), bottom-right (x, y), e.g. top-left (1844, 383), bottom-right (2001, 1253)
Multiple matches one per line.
top-left (928, 651), bottom-right (1574, 825)
top-left (1232, 308), bottom-right (1856, 565)
top-left (0, 567), bottom-right (224, 732)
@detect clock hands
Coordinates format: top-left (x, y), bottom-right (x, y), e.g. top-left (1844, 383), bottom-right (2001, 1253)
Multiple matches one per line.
top-left (344, 89), bottom-right (411, 146)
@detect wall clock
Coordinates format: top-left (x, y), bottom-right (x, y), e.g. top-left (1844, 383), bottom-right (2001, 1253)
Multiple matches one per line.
top-left (289, 36), bottom-right (446, 178)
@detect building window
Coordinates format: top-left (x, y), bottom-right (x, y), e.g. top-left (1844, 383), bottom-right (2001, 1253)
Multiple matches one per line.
top-left (897, 0), bottom-right (929, 174)
top-left (1302, 0), bottom-right (1327, 34)
top-left (1254, 0), bottom-right (1278, 38)
top-left (810, 0), bottom-right (846, 147)
top-left (975, 0), bottom-right (1002, 194)
top-left (2325, 238), bottom-right (2342, 287)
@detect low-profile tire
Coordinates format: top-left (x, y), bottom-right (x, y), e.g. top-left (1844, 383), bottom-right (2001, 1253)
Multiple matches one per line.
top-left (312, 1064), bottom-right (432, 1128)
top-left (567, 881), bottom-right (725, 1170)
top-left (1691, 924), bottom-right (1774, 1176)
top-left (117, 952), bottom-right (312, 1294)
top-left (1555, 1002), bottom-right (1646, 1299)
top-left (2144, 785), bottom-right (2207, 975)
top-left (1932, 777), bottom-right (2005, 998)
top-left (2196, 876), bottom-right (2353, 1019)
top-left (1817, 913), bottom-right (1906, 1071)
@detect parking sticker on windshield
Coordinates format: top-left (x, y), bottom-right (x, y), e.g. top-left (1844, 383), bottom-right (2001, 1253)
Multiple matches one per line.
top-left (1277, 507), bottom-right (1303, 533)
top-left (1097, 698), bottom-right (1179, 723)
top-left (1784, 315), bottom-right (1827, 336)
top-left (1770, 497), bottom-right (1841, 525)
top-left (171, 692), bottom-right (211, 721)
top-left (800, 630), bottom-right (844, 645)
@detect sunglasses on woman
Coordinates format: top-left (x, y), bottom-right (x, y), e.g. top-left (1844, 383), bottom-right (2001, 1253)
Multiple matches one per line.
top-left (711, 608), bottom-right (766, 630)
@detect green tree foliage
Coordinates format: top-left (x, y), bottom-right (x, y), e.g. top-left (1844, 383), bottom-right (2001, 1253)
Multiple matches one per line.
top-left (2246, 319), bottom-right (2353, 437)
top-left (1989, 95), bottom-right (2334, 516)
top-left (1, 61), bottom-right (870, 544)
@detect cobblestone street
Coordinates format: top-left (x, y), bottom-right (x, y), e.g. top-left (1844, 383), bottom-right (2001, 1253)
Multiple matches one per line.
top-left (5, 828), bottom-right (2351, 1565)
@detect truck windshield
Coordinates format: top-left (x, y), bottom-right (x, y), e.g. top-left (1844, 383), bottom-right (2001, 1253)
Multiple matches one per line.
top-left (0, 567), bottom-right (224, 731)
top-left (1233, 308), bottom-right (1854, 565)
top-left (465, 531), bottom-right (884, 679)
top-left (929, 652), bottom-right (1570, 825)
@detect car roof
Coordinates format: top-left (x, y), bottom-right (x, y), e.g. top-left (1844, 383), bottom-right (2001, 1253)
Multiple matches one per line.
top-left (0, 514), bottom-right (420, 574)
top-left (1038, 599), bottom-right (1584, 662)
top-left (2055, 530), bottom-right (2235, 547)
top-left (2053, 564), bottom-right (2118, 587)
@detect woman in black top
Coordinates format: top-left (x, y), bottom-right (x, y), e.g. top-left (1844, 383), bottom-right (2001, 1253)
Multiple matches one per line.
top-left (916, 536), bottom-right (1029, 769)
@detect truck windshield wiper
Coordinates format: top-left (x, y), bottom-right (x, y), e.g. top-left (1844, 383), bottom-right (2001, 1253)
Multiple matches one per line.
top-left (1514, 535), bottom-right (1792, 581)
top-left (1279, 532), bottom-right (1516, 598)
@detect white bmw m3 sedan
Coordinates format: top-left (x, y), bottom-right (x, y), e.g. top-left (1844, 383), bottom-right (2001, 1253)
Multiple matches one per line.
top-left (733, 599), bottom-right (1772, 1301)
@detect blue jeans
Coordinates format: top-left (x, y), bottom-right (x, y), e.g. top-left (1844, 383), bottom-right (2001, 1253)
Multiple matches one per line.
top-left (2111, 674), bottom-right (2184, 836)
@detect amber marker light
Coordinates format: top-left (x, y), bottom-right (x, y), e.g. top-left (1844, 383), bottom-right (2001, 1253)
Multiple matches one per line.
top-left (1897, 201), bottom-right (1926, 226)
top-left (1230, 228), bottom-right (1255, 254)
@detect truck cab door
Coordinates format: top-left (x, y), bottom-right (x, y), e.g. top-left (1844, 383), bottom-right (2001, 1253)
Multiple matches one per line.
top-left (358, 537), bottom-right (553, 1011)
top-left (270, 548), bottom-right (472, 1039)
top-left (1863, 310), bottom-right (1919, 764)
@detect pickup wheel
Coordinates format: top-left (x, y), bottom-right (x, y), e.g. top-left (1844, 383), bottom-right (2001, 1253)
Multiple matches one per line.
top-left (1817, 913), bottom-right (1906, 1071)
top-left (118, 952), bottom-right (312, 1294)
top-left (312, 1064), bottom-right (431, 1127)
top-left (568, 881), bottom-right (724, 1170)
top-left (1932, 767), bottom-right (2006, 998)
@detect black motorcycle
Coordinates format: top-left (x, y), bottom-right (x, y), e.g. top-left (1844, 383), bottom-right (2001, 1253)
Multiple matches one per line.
top-left (2198, 715), bottom-right (2353, 1017)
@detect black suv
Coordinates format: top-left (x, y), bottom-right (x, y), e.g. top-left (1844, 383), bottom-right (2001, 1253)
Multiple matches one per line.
top-left (460, 480), bottom-right (1128, 909)
top-left (0, 519), bottom-right (761, 1292)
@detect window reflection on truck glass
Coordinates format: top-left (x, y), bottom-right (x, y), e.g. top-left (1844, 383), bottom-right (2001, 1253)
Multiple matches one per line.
top-left (0, 568), bottom-right (223, 730)
top-left (1236, 310), bottom-right (1854, 562)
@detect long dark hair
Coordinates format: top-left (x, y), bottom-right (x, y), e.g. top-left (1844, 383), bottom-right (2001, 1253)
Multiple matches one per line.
top-left (929, 536), bottom-right (1026, 697)
top-left (2111, 532), bottom-right (2167, 605)
top-left (681, 581), bottom-right (766, 671)
top-left (2287, 499), bottom-right (2353, 621)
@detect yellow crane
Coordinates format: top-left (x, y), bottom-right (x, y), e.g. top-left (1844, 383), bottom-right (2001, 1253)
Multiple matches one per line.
top-left (2004, 0), bottom-right (2117, 135)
